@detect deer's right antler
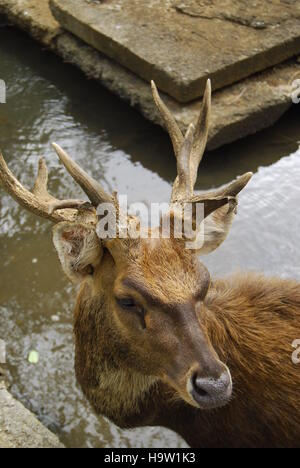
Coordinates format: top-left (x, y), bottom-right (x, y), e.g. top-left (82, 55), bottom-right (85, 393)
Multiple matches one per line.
top-left (0, 143), bottom-right (114, 224)
top-left (151, 79), bottom-right (253, 251)
top-left (151, 79), bottom-right (252, 208)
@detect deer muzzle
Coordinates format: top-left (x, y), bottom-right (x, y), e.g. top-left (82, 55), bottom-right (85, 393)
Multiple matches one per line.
top-left (187, 365), bottom-right (232, 410)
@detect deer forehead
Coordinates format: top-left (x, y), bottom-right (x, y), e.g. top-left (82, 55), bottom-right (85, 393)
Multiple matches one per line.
top-left (113, 240), bottom-right (211, 305)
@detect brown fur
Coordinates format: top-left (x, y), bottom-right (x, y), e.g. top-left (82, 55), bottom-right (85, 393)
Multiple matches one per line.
top-left (61, 234), bottom-right (300, 448)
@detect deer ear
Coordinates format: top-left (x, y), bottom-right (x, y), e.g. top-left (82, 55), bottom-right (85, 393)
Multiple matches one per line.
top-left (195, 200), bottom-right (237, 255)
top-left (52, 223), bottom-right (103, 283)
top-left (191, 172), bottom-right (253, 255)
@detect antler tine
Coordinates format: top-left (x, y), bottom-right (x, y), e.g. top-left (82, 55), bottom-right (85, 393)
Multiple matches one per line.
top-left (32, 158), bottom-right (88, 214)
top-left (190, 79), bottom-right (211, 190)
top-left (52, 143), bottom-right (113, 207)
top-left (151, 81), bottom-right (184, 159)
top-left (32, 157), bottom-right (50, 198)
top-left (151, 80), bottom-right (211, 201)
top-left (0, 150), bottom-right (97, 223)
top-left (192, 172), bottom-right (253, 204)
top-left (174, 123), bottom-right (195, 201)
top-left (0, 152), bottom-right (81, 222)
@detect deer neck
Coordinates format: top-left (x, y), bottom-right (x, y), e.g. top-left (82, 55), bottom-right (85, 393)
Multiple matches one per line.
top-left (92, 365), bottom-right (159, 428)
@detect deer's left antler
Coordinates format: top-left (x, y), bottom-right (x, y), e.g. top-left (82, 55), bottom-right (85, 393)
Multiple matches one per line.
top-left (0, 143), bottom-right (115, 225)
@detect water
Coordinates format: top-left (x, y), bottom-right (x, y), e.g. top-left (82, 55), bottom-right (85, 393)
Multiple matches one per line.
top-left (0, 25), bottom-right (300, 448)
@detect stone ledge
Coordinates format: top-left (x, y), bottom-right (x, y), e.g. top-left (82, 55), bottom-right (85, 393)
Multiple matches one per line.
top-left (50, 0), bottom-right (300, 103)
top-left (0, 0), bottom-right (61, 45)
top-left (0, 381), bottom-right (64, 448)
top-left (0, 0), bottom-right (299, 150)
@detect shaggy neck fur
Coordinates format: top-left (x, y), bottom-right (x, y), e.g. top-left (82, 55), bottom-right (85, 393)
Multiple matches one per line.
top-left (73, 285), bottom-right (159, 427)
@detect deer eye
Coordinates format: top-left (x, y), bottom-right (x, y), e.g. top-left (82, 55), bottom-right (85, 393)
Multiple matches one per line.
top-left (116, 297), bottom-right (137, 310)
top-left (115, 297), bottom-right (147, 329)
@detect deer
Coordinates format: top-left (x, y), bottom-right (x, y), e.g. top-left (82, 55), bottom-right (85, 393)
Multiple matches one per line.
top-left (1, 79), bottom-right (300, 448)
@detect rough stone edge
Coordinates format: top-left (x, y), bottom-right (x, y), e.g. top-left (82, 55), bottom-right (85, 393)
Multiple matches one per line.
top-left (50, 0), bottom-right (300, 103)
top-left (0, 0), bottom-right (299, 152)
top-left (0, 381), bottom-right (64, 448)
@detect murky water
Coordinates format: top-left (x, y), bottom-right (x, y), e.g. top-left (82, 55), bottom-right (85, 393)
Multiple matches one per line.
top-left (0, 26), bottom-right (300, 448)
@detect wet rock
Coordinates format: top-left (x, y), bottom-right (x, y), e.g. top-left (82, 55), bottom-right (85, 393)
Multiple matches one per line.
top-left (0, 0), bottom-right (61, 45)
top-left (0, 382), bottom-right (64, 448)
top-left (0, 0), bottom-right (299, 150)
top-left (56, 32), bottom-right (299, 150)
top-left (50, 0), bottom-right (300, 102)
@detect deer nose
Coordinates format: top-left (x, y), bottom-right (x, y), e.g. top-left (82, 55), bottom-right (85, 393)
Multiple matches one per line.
top-left (189, 369), bottom-right (232, 409)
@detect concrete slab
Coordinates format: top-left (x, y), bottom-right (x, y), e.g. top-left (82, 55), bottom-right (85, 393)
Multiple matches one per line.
top-left (0, 0), bottom-right (299, 150)
top-left (0, 381), bottom-right (64, 448)
top-left (50, 0), bottom-right (300, 102)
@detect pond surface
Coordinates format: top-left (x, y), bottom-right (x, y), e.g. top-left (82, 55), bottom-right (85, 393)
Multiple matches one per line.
top-left (0, 25), bottom-right (300, 448)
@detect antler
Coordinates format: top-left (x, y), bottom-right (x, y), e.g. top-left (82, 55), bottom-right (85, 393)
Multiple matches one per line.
top-left (151, 80), bottom-right (252, 207)
top-left (0, 143), bottom-right (113, 224)
top-left (51, 143), bottom-right (113, 206)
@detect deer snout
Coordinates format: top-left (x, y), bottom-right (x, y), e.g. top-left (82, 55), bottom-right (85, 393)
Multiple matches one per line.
top-left (188, 367), bottom-right (232, 410)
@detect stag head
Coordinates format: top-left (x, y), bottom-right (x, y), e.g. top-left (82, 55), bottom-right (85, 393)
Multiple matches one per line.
top-left (0, 81), bottom-right (252, 413)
